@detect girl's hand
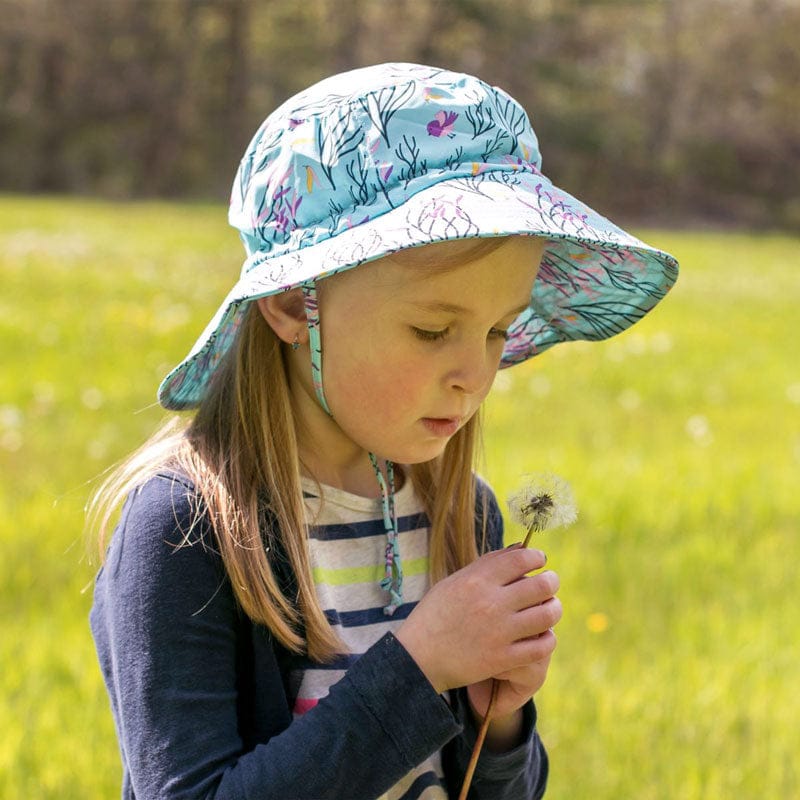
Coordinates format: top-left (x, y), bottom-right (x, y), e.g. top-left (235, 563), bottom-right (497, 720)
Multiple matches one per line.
top-left (395, 546), bottom-right (561, 695)
top-left (465, 636), bottom-right (556, 719)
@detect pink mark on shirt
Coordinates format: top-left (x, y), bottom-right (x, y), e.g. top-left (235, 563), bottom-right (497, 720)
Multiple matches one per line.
top-left (293, 697), bottom-right (320, 716)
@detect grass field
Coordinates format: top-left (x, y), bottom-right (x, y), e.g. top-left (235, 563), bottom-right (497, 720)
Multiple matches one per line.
top-left (1, 195), bottom-right (798, 798)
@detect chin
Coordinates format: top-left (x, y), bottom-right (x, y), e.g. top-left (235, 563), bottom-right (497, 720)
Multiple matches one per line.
top-left (379, 439), bottom-right (451, 466)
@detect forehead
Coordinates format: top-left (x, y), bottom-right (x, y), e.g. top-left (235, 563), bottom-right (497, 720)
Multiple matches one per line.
top-left (321, 235), bottom-right (544, 312)
top-left (384, 237), bottom-right (509, 274)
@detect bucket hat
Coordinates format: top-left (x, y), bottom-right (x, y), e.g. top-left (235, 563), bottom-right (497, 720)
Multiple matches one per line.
top-left (158, 62), bottom-right (678, 410)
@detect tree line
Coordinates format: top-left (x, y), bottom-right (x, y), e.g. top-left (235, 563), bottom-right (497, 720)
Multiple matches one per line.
top-left (1, 0), bottom-right (798, 228)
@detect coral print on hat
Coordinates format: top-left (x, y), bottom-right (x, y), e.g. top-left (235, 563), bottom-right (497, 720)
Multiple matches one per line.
top-left (159, 62), bottom-right (678, 411)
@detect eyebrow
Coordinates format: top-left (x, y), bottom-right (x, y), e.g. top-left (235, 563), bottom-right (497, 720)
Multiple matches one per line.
top-left (409, 300), bottom-right (530, 317)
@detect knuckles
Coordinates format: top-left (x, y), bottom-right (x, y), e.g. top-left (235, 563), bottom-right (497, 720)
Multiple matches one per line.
top-left (539, 597), bottom-right (563, 629)
top-left (512, 546), bottom-right (546, 573)
top-left (534, 569), bottom-right (560, 597)
top-left (529, 628), bottom-right (558, 660)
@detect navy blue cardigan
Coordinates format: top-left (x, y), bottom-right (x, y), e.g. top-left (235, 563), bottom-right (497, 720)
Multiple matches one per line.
top-left (90, 472), bottom-right (548, 799)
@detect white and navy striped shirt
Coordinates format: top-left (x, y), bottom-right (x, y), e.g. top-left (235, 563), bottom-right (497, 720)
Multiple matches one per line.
top-left (292, 477), bottom-right (447, 800)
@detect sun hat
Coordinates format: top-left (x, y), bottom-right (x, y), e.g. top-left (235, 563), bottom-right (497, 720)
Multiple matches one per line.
top-left (158, 61), bottom-right (678, 411)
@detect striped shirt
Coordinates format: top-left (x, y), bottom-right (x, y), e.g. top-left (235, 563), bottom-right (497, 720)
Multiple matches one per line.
top-left (292, 476), bottom-right (446, 800)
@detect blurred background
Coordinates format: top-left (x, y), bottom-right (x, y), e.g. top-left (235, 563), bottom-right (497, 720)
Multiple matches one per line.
top-left (2, 0), bottom-right (799, 227)
top-left (1, 1), bottom-right (799, 798)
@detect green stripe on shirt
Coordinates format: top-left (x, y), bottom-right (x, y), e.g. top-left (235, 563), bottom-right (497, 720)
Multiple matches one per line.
top-left (312, 557), bottom-right (429, 586)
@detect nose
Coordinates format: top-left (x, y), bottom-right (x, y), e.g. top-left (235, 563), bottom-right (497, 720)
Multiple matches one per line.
top-left (446, 341), bottom-right (499, 396)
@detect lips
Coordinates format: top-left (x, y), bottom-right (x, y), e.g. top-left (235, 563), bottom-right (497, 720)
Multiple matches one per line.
top-left (421, 417), bottom-right (461, 437)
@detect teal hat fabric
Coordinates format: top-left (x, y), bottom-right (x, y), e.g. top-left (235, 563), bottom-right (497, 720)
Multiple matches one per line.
top-left (159, 62), bottom-right (678, 410)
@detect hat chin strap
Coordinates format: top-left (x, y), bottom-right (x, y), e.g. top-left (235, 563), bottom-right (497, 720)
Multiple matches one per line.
top-left (301, 281), bottom-right (404, 616)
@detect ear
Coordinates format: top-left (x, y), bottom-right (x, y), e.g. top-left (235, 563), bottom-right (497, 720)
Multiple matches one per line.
top-left (256, 289), bottom-right (308, 346)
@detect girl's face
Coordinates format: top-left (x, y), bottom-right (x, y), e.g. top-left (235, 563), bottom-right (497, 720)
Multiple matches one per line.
top-left (291, 236), bottom-right (545, 478)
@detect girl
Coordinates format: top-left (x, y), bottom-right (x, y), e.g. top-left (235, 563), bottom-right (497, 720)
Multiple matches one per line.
top-left (90, 63), bottom-right (678, 799)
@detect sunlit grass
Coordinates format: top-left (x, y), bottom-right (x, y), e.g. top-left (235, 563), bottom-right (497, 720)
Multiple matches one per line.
top-left (1, 196), bottom-right (798, 798)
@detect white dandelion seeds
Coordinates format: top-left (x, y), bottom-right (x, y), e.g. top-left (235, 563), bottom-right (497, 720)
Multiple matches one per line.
top-left (507, 472), bottom-right (578, 546)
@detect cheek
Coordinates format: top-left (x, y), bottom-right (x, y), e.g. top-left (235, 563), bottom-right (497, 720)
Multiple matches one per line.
top-left (334, 350), bottom-right (432, 418)
top-left (366, 357), bottom-right (427, 404)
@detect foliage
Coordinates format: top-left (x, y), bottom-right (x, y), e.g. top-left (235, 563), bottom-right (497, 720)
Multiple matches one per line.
top-left (1, 196), bottom-right (798, 797)
top-left (1, 0), bottom-right (799, 227)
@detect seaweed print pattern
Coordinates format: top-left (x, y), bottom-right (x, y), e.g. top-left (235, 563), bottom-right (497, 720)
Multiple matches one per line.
top-left (395, 135), bottom-right (428, 186)
top-left (489, 94), bottom-right (528, 155)
top-left (359, 80), bottom-right (417, 146)
top-left (405, 195), bottom-right (480, 242)
top-left (465, 96), bottom-right (494, 138)
top-left (252, 171), bottom-right (304, 251)
top-left (316, 106), bottom-right (365, 187)
top-left (346, 150), bottom-right (372, 207)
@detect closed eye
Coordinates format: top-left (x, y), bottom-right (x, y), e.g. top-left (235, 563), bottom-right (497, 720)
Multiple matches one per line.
top-left (413, 326), bottom-right (509, 342)
top-left (412, 326), bottom-right (449, 342)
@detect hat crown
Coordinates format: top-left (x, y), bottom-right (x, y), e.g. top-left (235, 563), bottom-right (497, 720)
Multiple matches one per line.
top-left (229, 63), bottom-right (542, 268)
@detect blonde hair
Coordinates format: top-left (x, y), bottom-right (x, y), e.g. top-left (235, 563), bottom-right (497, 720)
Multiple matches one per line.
top-left (89, 304), bottom-right (487, 662)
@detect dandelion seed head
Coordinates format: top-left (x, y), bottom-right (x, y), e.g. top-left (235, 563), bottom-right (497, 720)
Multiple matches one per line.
top-left (507, 472), bottom-right (578, 536)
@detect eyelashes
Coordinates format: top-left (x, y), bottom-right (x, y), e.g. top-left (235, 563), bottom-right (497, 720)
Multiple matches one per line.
top-left (411, 326), bottom-right (509, 342)
top-left (412, 326), bottom-right (449, 342)
top-left (491, 327), bottom-right (510, 342)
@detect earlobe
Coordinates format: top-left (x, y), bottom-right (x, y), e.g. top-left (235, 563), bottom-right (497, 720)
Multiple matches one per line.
top-left (256, 290), bottom-right (308, 346)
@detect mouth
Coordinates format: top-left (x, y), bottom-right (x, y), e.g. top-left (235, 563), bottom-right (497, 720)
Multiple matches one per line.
top-left (421, 417), bottom-right (462, 437)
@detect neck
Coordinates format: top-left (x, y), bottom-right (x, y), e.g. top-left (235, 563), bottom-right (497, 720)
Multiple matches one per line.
top-left (300, 453), bottom-right (403, 499)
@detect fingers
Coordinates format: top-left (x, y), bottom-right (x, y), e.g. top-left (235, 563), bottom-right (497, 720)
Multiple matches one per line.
top-left (516, 595), bottom-right (563, 634)
top-left (490, 646), bottom-right (555, 709)
top-left (395, 547), bottom-right (560, 693)
top-left (481, 550), bottom-right (561, 647)
top-left (497, 592), bottom-right (562, 649)
top-left (509, 628), bottom-right (558, 665)
top-left (493, 646), bottom-right (554, 685)
top-left (504, 569), bottom-right (560, 611)
top-left (487, 545), bottom-right (547, 585)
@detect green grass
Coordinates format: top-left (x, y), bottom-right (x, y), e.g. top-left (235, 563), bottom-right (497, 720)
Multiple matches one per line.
top-left (2, 195), bottom-right (798, 798)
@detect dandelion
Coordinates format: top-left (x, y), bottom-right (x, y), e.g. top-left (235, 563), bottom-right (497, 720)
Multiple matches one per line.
top-left (507, 472), bottom-right (578, 546)
top-left (460, 472), bottom-right (577, 800)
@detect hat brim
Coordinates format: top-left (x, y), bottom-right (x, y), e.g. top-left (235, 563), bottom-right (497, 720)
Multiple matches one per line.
top-left (159, 168), bottom-right (677, 410)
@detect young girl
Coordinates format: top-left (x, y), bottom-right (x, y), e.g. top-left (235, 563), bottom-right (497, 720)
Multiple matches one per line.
top-left (90, 63), bottom-right (678, 799)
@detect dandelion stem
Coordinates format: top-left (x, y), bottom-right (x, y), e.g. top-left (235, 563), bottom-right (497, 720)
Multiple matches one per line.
top-left (459, 473), bottom-right (576, 800)
top-left (522, 522), bottom-right (538, 549)
top-left (459, 530), bottom-right (533, 800)
top-left (458, 678), bottom-right (500, 800)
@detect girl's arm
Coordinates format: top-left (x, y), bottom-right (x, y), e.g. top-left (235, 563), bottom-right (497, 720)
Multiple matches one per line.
top-left (91, 473), bottom-right (460, 799)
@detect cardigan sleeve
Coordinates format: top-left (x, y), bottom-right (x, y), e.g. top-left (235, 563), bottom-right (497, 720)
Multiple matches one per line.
top-left (441, 479), bottom-right (550, 800)
top-left (90, 473), bottom-right (461, 800)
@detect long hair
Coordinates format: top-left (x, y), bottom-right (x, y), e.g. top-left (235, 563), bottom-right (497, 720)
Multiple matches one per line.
top-left (89, 305), bottom-right (485, 662)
